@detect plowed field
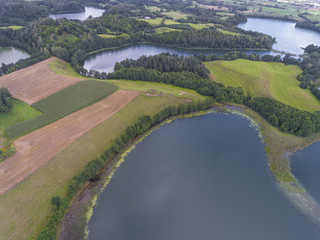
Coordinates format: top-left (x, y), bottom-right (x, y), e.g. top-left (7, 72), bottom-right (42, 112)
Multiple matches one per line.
top-left (0, 57), bottom-right (82, 104)
top-left (0, 90), bottom-right (139, 194)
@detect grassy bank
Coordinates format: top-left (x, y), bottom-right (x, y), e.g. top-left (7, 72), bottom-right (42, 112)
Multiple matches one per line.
top-left (205, 59), bottom-right (320, 112)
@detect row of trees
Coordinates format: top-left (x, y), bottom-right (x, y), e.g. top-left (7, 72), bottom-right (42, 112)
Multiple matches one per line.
top-left (37, 98), bottom-right (215, 240)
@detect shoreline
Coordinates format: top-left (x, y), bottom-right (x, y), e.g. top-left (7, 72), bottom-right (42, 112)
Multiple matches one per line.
top-left (60, 105), bottom-right (320, 239)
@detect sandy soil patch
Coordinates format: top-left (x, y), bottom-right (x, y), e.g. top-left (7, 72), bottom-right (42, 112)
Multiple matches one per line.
top-left (0, 57), bottom-right (82, 104)
top-left (0, 90), bottom-right (139, 194)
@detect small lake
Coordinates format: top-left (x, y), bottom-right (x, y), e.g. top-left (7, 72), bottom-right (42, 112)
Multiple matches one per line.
top-left (88, 113), bottom-right (320, 240)
top-left (49, 7), bottom-right (104, 21)
top-left (0, 47), bottom-right (30, 65)
top-left (291, 142), bottom-right (320, 204)
top-left (83, 43), bottom-right (275, 73)
top-left (238, 18), bottom-right (320, 55)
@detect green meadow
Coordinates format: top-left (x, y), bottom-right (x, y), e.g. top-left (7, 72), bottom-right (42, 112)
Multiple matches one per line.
top-left (205, 59), bottom-right (320, 112)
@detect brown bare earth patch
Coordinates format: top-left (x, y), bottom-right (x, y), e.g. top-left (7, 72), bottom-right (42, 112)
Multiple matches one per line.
top-left (0, 90), bottom-right (139, 194)
top-left (0, 57), bottom-right (82, 104)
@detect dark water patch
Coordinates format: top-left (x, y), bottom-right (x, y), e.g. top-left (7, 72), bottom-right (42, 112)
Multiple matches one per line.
top-left (291, 142), bottom-right (320, 204)
top-left (238, 18), bottom-right (320, 55)
top-left (50, 7), bottom-right (104, 21)
top-left (88, 113), bottom-right (320, 240)
top-left (0, 47), bottom-right (30, 65)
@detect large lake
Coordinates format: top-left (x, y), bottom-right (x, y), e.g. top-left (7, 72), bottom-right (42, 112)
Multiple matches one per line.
top-left (0, 47), bottom-right (30, 65)
top-left (84, 44), bottom-right (274, 73)
top-left (49, 7), bottom-right (104, 21)
top-left (238, 18), bottom-right (320, 55)
top-left (88, 113), bottom-right (320, 240)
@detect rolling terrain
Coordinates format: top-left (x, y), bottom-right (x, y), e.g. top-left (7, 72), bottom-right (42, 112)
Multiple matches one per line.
top-left (205, 59), bottom-right (320, 112)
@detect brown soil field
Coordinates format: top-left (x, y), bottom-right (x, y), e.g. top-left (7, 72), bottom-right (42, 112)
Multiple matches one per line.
top-left (0, 90), bottom-right (139, 194)
top-left (0, 57), bottom-right (82, 104)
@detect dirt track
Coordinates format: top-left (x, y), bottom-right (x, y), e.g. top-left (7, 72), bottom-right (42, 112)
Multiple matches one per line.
top-left (0, 90), bottom-right (139, 194)
top-left (0, 57), bottom-right (82, 104)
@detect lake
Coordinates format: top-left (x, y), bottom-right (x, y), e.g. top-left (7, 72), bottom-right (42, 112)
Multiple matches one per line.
top-left (88, 113), bottom-right (320, 240)
top-left (83, 43), bottom-right (274, 73)
top-left (238, 18), bottom-right (320, 55)
top-left (291, 142), bottom-right (320, 204)
top-left (0, 47), bottom-right (30, 65)
top-left (49, 7), bottom-right (104, 21)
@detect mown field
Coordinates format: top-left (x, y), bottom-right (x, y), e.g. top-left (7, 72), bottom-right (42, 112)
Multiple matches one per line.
top-left (5, 80), bottom-right (118, 138)
top-left (205, 59), bottom-right (320, 112)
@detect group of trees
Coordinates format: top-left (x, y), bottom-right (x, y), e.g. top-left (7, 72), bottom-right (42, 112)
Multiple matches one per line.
top-left (0, 87), bottom-right (13, 113)
top-left (115, 53), bottom-right (210, 78)
top-left (296, 44), bottom-right (320, 98)
top-left (37, 98), bottom-right (215, 240)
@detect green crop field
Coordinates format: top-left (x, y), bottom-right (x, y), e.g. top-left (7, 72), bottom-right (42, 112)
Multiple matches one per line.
top-left (155, 27), bottom-right (182, 33)
top-left (0, 26), bottom-right (23, 30)
top-left (205, 59), bottom-right (320, 112)
top-left (0, 99), bottom-right (41, 137)
top-left (4, 81), bottom-right (118, 138)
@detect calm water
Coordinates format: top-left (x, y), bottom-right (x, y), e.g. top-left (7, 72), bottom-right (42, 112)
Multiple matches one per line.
top-left (291, 142), bottom-right (320, 204)
top-left (0, 47), bottom-right (30, 65)
top-left (49, 7), bottom-right (104, 21)
top-left (238, 18), bottom-right (320, 55)
top-left (88, 113), bottom-right (320, 240)
top-left (84, 43), bottom-right (274, 73)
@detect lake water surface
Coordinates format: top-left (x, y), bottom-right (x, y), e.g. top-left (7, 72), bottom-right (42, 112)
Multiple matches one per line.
top-left (88, 113), bottom-right (320, 240)
top-left (238, 18), bottom-right (320, 55)
top-left (0, 47), bottom-right (30, 65)
top-left (84, 43), bottom-right (274, 73)
top-left (50, 7), bottom-right (104, 21)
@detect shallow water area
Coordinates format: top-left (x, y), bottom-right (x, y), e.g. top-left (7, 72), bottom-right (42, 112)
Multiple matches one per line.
top-left (88, 113), bottom-right (320, 240)
top-left (50, 7), bottom-right (104, 21)
top-left (238, 18), bottom-right (320, 55)
top-left (0, 47), bottom-right (30, 65)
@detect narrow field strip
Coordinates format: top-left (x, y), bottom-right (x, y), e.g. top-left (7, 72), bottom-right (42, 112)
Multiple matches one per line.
top-left (0, 57), bottom-right (82, 104)
top-left (0, 90), bottom-right (139, 194)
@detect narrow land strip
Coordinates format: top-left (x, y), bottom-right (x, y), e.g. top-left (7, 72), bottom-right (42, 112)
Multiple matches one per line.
top-left (0, 57), bottom-right (82, 104)
top-left (0, 90), bottom-right (139, 194)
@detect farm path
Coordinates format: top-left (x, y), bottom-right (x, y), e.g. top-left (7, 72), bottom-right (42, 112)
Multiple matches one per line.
top-left (0, 90), bottom-right (139, 194)
top-left (0, 57), bottom-right (81, 104)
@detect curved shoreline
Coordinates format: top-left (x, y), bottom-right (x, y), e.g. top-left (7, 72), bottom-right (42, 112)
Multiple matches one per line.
top-left (59, 105), bottom-right (320, 239)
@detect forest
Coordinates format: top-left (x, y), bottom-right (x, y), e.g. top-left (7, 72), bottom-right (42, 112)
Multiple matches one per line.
top-left (0, 88), bottom-right (13, 113)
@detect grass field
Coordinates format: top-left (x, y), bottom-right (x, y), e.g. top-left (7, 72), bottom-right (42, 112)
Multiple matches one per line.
top-left (48, 58), bottom-right (85, 78)
top-left (205, 59), bottom-right (320, 112)
top-left (5, 81), bottom-right (118, 138)
top-left (162, 10), bottom-right (190, 20)
top-left (0, 94), bottom-right (201, 240)
top-left (0, 26), bottom-right (23, 30)
top-left (0, 99), bottom-right (41, 137)
top-left (98, 33), bottom-right (129, 39)
top-left (140, 17), bottom-right (177, 26)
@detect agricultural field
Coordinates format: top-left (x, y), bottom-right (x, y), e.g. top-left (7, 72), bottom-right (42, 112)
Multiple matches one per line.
top-left (0, 57), bottom-right (82, 104)
top-left (205, 59), bottom-right (320, 112)
top-left (0, 93), bottom-right (204, 240)
top-left (162, 10), bottom-right (190, 20)
top-left (0, 90), bottom-right (139, 195)
top-left (140, 17), bottom-right (177, 26)
top-left (5, 80), bottom-right (118, 139)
